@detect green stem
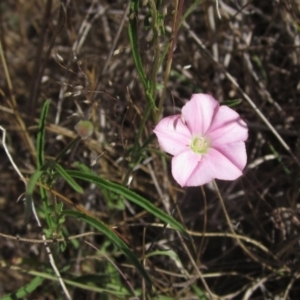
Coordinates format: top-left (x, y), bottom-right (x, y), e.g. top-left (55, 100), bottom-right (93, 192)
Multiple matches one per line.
top-left (148, 0), bottom-right (159, 101)
top-left (158, 0), bottom-right (185, 120)
top-left (55, 136), bottom-right (81, 162)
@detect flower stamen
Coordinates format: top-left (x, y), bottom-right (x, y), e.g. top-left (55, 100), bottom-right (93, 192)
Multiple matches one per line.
top-left (190, 136), bottom-right (210, 154)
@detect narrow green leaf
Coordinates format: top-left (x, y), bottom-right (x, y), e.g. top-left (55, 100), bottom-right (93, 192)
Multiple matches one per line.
top-left (192, 284), bottom-right (209, 300)
top-left (146, 90), bottom-right (157, 109)
top-left (25, 169), bottom-right (44, 221)
top-left (179, 0), bottom-right (202, 29)
top-left (128, 0), bottom-right (157, 110)
top-left (128, 0), bottom-right (148, 89)
top-left (0, 276), bottom-right (43, 300)
top-left (63, 209), bottom-right (152, 287)
top-left (36, 99), bottom-right (51, 169)
top-left (54, 162), bottom-right (83, 194)
top-left (68, 165), bottom-right (190, 240)
top-left (222, 99), bottom-right (242, 107)
top-left (4, 268), bottom-right (133, 296)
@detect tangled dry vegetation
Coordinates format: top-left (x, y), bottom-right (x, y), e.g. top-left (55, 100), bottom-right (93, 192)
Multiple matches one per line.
top-left (1, 0), bottom-right (300, 299)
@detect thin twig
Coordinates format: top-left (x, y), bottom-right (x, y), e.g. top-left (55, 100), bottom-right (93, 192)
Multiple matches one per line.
top-left (215, 0), bottom-right (221, 19)
top-left (283, 271), bottom-right (300, 299)
top-left (242, 274), bottom-right (274, 300)
top-left (27, 0), bottom-right (53, 117)
top-left (0, 126), bottom-right (26, 184)
top-left (0, 39), bottom-right (36, 157)
top-left (100, 0), bottom-right (131, 77)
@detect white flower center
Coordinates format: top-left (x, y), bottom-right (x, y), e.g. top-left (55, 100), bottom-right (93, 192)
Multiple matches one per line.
top-left (190, 136), bottom-right (210, 154)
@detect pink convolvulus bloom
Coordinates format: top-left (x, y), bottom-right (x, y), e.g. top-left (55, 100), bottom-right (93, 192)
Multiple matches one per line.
top-left (153, 93), bottom-right (248, 187)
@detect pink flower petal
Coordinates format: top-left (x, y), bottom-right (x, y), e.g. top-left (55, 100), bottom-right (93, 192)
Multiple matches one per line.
top-left (207, 105), bottom-right (248, 146)
top-left (153, 115), bottom-right (191, 156)
top-left (182, 94), bottom-right (219, 135)
top-left (195, 148), bottom-right (243, 182)
top-left (176, 146), bottom-right (245, 187)
top-left (212, 142), bottom-right (247, 172)
top-left (171, 150), bottom-right (203, 187)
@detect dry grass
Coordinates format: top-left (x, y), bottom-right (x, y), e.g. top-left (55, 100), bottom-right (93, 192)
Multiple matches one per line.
top-left (1, 0), bottom-right (300, 299)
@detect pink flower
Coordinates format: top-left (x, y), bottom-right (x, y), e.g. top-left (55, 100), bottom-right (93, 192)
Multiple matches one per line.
top-left (153, 94), bottom-right (248, 187)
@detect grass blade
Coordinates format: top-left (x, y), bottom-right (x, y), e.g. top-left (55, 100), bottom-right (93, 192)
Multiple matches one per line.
top-left (4, 266), bottom-right (135, 296)
top-left (128, 1), bottom-right (157, 109)
top-left (54, 162), bottom-right (83, 194)
top-left (63, 209), bottom-right (152, 287)
top-left (128, 0), bottom-right (148, 89)
top-left (0, 276), bottom-right (43, 300)
top-left (68, 165), bottom-right (189, 239)
top-left (36, 99), bottom-right (50, 169)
